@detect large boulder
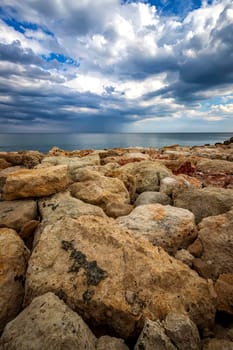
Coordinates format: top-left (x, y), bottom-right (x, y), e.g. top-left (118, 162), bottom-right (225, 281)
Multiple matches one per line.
top-left (0, 292), bottom-right (97, 350)
top-left (2, 165), bottom-right (70, 200)
top-left (69, 170), bottom-right (130, 212)
top-left (116, 204), bottom-right (197, 255)
top-left (24, 215), bottom-right (216, 338)
top-left (0, 200), bottom-right (37, 232)
top-left (191, 208), bottom-right (233, 281)
top-left (0, 228), bottom-right (29, 333)
top-left (174, 187), bottom-right (233, 223)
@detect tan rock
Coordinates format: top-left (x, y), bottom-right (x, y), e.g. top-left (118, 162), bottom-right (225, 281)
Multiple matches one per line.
top-left (0, 200), bottom-right (37, 232)
top-left (202, 339), bottom-right (233, 350)
top-left (0, 166), bottom-right (26, 193)
top-left (0, 228), bottom-right (29, 333)
top-left (192, 209), bottom-right (233, 280)
top-left (20, 220), bottom-right (39, 240)
top-left (175, 249), bottom-right (194, 267)
top-left (196, 159), bottom-right (233, 174)
top-left (69, 170), bottom-right (130, 211)
top-left (42, 153), bottom-right (100, 172)
top-left (106, 170), bottom-right (136, 203)
top-left (135, 191), bottom-right (171, 206)
top-left (0, 158), bottom-right (11, 170)
top-left (24, 215), bottom-right (216, 338)
top-left (3, 165), bottom-right (70, 200)
top-left (174, 187), bottom-right (233, 223)
top-left (105, 202), bottom-right (133, 218)
top-left (0, 292), bottom-right (97, 350)
top-left (96, 336), bottom-right (129, 350)
top-left (160, 175), bottom-right (202, 198)
top-left (117, 204), bottom-right (197, 255)
top-left (215, 274), bottom-right (233, 315)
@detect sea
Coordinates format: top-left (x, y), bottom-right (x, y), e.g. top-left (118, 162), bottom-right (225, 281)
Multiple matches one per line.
top-left (0, 133), bottom-right (232, 153)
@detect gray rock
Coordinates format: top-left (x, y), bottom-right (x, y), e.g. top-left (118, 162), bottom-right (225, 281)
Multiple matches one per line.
top-left (134, 319), bottom-right (176, 350)
top-left (135, 191), bottom-right (171, 206)
top-left (174, 187), bottom-right (233, 223)
top-left (0, 292), bottom-right (96, 350)
top-left (96, 335), bottom-right (129, 350)
top-left (164, 312), bottom-right (201, 350)
top-left (0, 200), bottom-right (37, 232)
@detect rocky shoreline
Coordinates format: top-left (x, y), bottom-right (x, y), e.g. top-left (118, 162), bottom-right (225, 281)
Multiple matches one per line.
top-left (0, 137), bottom-right (233, 349)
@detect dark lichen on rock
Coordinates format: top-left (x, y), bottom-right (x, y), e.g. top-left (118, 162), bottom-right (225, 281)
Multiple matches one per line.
top-left (82, 289), bottom-right (95, 303)
top-left (86, 260), bottom-right (108, 286)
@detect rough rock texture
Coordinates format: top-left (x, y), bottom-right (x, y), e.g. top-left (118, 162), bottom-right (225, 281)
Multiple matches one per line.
top-left (0, 167), bottom-right (25, 193)
top-left (24, 215), bottom-right (216, 338)
top-left (134, 319), bottom-right (176, 350)
top-left (175, 249), bottom-right (194, 267)
top-left (105, 202), bottom-right (133, 218)
top-left (215, 274), bottom-right (233, 315)
top-left (192, 209), bottom-right (233, 280)
top-left (69, 170), bottom-right (130, 211)
top-left (0, 292), bottom-right (97, 350)
top-left (115, 161), bottom-right (172, 193)
top-left (105, 170), bottom-right (136, 203)
top-left (174, 187), bottom-right (233, 223)
top-left (96, 336), bottom-right (129, 350)
top-left (135, 191), bottom-right (171, 207)
top-left (3, 165), bottom-right (70, 200)
top-left (0, 200), bottom-right (37, 232)
top-left (202, 339), bottom-right (233, 350)
top-left (196, 159), bottom-right (233, 174)
top-left (42, 153), bottom-right (100, 168)
top-left (164, 312), bottom-right (201, 350)
top-left (117, 204), bottom-right (197, 255)
top-left (160, 175), bottom-right (202, 198)
top-left (0, 158), bottom-right (11, 170)
top-left (0, 228), bottom-right (29, 333)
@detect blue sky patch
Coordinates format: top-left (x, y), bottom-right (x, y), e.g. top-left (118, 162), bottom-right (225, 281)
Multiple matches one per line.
top-left (41, 53), bottom-right (79, 67)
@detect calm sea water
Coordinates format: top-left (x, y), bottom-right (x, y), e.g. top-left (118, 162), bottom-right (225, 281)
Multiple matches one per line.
top-left (0, 133), bottom-right (232, 153)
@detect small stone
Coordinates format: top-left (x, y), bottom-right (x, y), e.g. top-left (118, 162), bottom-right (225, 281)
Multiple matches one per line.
top-left (175, 249), bottom-right (194, 267)
top-left (135, 191), bottom-right (171, 206)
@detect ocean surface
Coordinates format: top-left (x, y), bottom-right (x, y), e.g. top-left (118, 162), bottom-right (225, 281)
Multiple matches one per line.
top-left (0, 133), bottom-right (232, 153)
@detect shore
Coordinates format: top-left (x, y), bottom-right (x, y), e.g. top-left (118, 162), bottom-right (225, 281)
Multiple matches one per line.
top-left (0, 137), bottom-right (233, 349)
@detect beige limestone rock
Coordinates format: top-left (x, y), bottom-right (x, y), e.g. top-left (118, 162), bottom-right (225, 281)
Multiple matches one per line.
top-left (105, 202), bottom-right (133, 218)
top-left (175, 249), bottom-right (194, 267)
top-left (174, 187), bottom-right (233, 223)
top-left (202, 339), bottom-right (233, 350)
top-left (3, 165), bottom-right (70, 200)
top-left (160, 175), bottom-right (202, 198)
top-left (192, 209), bottom-right (233, 280)
top-left (135, 191), bottom-right (171, 206)
top-left (69, 170), bottom-right (130, 211)
top-left (215, 274), bottom-right (233, 315)
top-left (0, 228), bottom-right (29, 333)
top-left (0, 200), bottom-right (37, 232)
top-left (0, 158), bottom-right (11, 170)
top-left (196, 159), bottom-right (233, 174)
top-left (0, 167), bottom-right (26, 193)
top-left (96, 336), bottom-right (129, 350)
top-left (117, 204), bottom-right (197, 255)
top-left (24, 215), bottom-right (216, 338)
top-left (0, 292), bottom-right (97, 350)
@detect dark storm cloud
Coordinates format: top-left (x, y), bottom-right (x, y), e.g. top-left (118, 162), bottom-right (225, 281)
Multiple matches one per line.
top-left (0, 40), bottom-right (42, 65)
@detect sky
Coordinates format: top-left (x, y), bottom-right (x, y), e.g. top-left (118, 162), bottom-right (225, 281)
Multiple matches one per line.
top-left (0, 0), bottom-right (233, 132)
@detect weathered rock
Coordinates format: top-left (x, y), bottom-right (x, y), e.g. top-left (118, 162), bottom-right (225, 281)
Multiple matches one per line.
top-left (215, 274), bottom-right (233, 315)
top-left (0, 200), bottom-right (37, 232)
top-left (115, 161), bottom-right (172, 193)
top-left (42, 154), bottom-right (100, 173)
top-left (24, 215), bottom-right (216, 338)
top-left (96, 335), bottom-right (129, 350)
top-left (105, 202), bottom-right (133, 218)
top-left (117, 204), bottom-right (197, 255)
top-left (0, 158), bottom-right (11, 170)
top-left (102, 152), bottom-right (150, 166)
top-left (0, 292), bottom-right (96, 349)
top-left (174, 187), bottom-right (233, 223)
top-left (160, 175), bottom-right (202, 198)
top-left (69, 170), bottom-right (130, 211)
top-left (192, 209), bottom-right (233, 280)
top-left (175, 249), bottom-right (194, 267)
top-left (0, 152), bottom-right (23, 166)
top-left (134, 319), bottom-right (176, 350)
top-left (20, 220), bottom-right (39, 240)
top-left (105, 170), bottom-right (136, 203)
top-left (135, 192), bottom-right (171, 207)
top-left (21, 151), bottom-right (43, 168)
top-left (202, 339), bottom-right (233, 350)
top-left (196, 159), bottom-right (233, 174)
top-left (3, 165), bottom-right (70, 200)
top-left (0, 167), bottom-right (26, 193)
top-left (0, 228), bottom-right (29, 333)
top-left (164, 312), bottom-right (201, 350)
top-left (187, 238), bottom-right (203, 258)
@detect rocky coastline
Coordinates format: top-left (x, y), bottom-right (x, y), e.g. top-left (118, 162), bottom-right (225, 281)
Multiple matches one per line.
top-left (0, 137), bottom-right (233, 349)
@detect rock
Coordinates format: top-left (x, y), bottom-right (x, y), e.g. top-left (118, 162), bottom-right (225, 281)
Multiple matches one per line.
top-left (164, 312), bottom-right (201, 350)
top-left (160, 175), bottom-right (202, 198)
top-left (192, 209), bottom-right (233, 280)
top-left (215, 274), bottom-right (233, 315)
top-left (105, 202), bottom-right (133, 218)
top-left (102, 152), bottom-right (150, 166)
top-left (0, 152), bottom-right (23, 166)
top-left (0, 228), bottom-right (29, 333)
top-left (202, 339), bottom-right (233, 350)
top-left (188, 238), bottom-right (203, 258)
top-left (38, 191), bottom-right (106, 227)
top-left (0, 292), bottom-right (97, 349)
top-left (115, 161), bottom-right (172, 193)
top-left (174, 187), bottom-right (233, 223)
top-left (134, 318), bottom-right (176, 350)
top-left (105, 170), bottom-right (136, 203)
top-left (0, 200), bottom-right (37, 232)
top-left (21, 151), bottom-right (43, 168)
top-left (116, 204), bottom-right (197, 255)
top-left (135, 192), bottom-right (171, 207)
top-left (24, 215), bottom-right (216, 338)
top-left (96, 335), bottom-right (129, 350)
top-left (20, 220), bottom-right (39, 240)
top-left (196, 159), bottom-right (233, 174)
top-left (0, 158), bottom-right (11, 170)
top-left (175, 249), bottom-right (194, 267)
top-left (42, 153), bottom-right (100, 169)
top-left (69, 170), bottom-right (130, 212)
top-left (2, 165), bottom-right (70, 200)
top-left (0, 166), bottom-right (26, 193)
